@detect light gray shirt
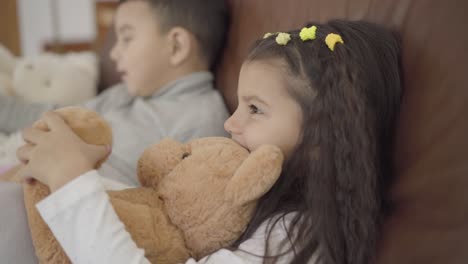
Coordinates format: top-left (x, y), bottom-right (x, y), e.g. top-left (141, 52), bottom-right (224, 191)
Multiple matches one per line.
top-left (0, 72), bottom-right (229, 186)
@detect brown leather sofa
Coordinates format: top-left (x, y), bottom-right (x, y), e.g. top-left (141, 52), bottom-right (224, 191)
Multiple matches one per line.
top-left (100, 1), bottom-right (468, 263)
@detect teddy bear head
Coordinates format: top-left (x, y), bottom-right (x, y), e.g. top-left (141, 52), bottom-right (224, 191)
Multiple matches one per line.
top-left (137, 137), bottom-right (284, 258)
top-left (7, 51), bottom-right (98, 105)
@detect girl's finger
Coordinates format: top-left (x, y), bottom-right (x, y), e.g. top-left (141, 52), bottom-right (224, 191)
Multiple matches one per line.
top-left (16, 165), bottom-right (31, 182)
top-left (21, 127), bottom-right (46, 145)
top-left (41, 111), bottom-right (68, 132)
top-left (93, 144), bottom-right (112, 165)
top-left (16, 144), bottom-right (34, 163)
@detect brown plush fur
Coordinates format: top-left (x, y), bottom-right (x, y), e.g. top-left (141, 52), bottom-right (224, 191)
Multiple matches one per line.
top-left (23, 107), bottom-right (284, 263)
top-left (22, 107), bottom-right (113, 263)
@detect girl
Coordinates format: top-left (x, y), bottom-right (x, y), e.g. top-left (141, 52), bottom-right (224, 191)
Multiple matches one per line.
top-left (17, 20), bottom-right (402, 264)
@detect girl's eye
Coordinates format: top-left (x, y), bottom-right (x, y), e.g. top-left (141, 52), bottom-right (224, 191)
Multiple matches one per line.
top-left (249, 104), bottom-right (262, 114)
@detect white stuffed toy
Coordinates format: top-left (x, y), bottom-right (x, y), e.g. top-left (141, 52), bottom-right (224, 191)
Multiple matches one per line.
top-left (0, 44), bottom-right (99, 172)
top-left (0, 45), bottom-right (16, 96)
top-left (0, 44), bottom-right (98, 105)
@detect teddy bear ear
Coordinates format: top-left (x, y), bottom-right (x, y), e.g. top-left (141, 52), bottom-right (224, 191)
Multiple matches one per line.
top-left (63, 51), bottom-right (99, 82)
top-left (224, 145), bottom-right (284, 206)
top-left (0, 43), bottom-right (17, 75)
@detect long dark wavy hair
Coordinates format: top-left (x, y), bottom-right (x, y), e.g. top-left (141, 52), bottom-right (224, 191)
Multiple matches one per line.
top-left (232, 20), bottom-right (403, 264)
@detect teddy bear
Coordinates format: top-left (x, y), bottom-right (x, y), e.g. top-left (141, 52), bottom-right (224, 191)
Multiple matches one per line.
top-left (21, 107), bottom-right (284, 263)
top-left (0, 43), bottom-right (98, 105)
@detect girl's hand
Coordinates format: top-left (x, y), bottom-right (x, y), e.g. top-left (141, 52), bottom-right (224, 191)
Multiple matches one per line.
top-left (16, 112), bottom-right (110, 192)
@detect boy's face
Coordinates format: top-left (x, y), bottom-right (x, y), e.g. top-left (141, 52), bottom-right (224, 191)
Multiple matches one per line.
top-left (224, 60), bottom-right (303, 159)
top-left (110, 0), bottom-right (172, 96)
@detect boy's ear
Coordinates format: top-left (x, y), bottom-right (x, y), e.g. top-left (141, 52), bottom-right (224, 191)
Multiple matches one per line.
top-left (167, 27), bottom-right (192, 66)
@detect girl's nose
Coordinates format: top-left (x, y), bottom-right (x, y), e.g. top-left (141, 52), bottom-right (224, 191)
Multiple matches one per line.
top-left (224, 111), bottom-right (241, 135)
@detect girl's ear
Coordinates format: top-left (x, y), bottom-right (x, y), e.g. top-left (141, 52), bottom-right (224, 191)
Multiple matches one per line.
top-left (167, 27), bottom-right (192, 66)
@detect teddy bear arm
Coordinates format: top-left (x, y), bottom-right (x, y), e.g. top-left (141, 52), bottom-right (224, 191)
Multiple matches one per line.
top-left (183, 210), bottom-right (254, 260)
top-left (225, 145), bottom-right (284, 206)
top-left (108, 188), bottom-right (191, 264)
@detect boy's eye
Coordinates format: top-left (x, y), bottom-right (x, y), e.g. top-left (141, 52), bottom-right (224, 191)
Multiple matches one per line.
top-left (249, 104), bottom-right (262, 114)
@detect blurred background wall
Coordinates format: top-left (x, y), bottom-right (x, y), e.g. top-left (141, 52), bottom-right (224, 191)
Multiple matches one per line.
top-left (0, 0), bottom-right (118, 56)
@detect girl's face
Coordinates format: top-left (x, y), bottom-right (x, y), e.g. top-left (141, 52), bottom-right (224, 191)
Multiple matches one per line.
top-left (224, 59), bottom-right (303, 158)
top-left (110, 0), bottom-right (172, 96)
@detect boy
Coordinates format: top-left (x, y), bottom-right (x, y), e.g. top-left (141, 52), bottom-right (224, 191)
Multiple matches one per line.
top-left (0, 0), bottom-right (230, 186)
top-left (0, 0), bottom-right (229, 261)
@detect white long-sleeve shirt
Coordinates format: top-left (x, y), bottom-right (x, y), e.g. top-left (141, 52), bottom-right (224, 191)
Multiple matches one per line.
top-left (37, 170), bottom-right (319, 264)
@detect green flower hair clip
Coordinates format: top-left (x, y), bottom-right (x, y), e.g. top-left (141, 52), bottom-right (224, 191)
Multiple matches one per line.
top-left (299, 26), bottom-right (317, 41)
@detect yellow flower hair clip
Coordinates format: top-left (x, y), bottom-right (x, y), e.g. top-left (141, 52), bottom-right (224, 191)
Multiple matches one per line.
top-left (276, 32), bottom-right (291, 46)
top-left (325, 33), bottom-right (344, 51)
top-left (299, 26), bottom-right (317, 41)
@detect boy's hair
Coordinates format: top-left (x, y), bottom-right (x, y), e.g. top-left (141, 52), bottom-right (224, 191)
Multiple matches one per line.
top-left (119, 0), bottom-right (229, 68)
top-left (234, 20), bottom-right (402, 264)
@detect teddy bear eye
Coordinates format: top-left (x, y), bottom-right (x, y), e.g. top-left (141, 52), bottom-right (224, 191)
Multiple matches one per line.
top-left (182, 152), bottom-right (190, 159)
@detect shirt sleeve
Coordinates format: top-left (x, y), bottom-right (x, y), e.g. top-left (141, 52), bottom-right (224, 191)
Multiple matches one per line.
top-left (37, 171), bottom-right (306, 264)
top-left (36, 171), bottom-right (150, 264)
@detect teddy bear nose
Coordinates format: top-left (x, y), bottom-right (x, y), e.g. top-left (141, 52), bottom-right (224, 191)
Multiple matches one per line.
top-left (182, 152), bottom-right (190, 159)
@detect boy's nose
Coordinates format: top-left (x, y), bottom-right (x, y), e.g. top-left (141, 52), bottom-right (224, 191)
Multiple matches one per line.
top-left (110, 45), bottom-right (119, 63)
